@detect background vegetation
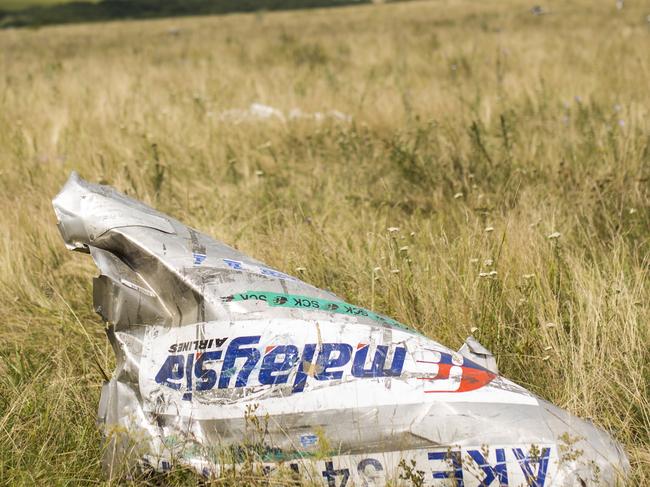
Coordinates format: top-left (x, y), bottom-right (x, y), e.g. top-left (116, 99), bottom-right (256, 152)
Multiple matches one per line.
top-left (0, 0), bottom-right (648, 484)
top-left (0, 0), bottom-right (89, 12)
top-left (0, 0), bottom-right (370, 28)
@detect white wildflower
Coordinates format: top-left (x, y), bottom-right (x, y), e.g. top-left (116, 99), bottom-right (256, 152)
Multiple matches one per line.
top-left (479, 271), bottom-right (497, 278)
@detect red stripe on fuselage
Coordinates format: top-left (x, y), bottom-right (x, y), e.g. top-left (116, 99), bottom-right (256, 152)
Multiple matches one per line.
top-left (418, 363), bottom-right (496, 393)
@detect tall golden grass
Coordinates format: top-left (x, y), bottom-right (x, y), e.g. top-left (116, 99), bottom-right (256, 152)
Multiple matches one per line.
top-left (0, 0), bottom-right (648, 484)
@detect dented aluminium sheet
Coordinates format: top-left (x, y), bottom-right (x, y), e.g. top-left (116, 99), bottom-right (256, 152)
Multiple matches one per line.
top-left (52, 173), bottom-right (629, 486)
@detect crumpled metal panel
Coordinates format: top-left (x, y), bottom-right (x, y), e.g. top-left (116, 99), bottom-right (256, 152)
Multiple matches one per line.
top-left (52, 172), bottom-right (629, 486)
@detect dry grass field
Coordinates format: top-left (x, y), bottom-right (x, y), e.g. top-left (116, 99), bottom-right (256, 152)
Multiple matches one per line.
top-left (0, 0), bottom-right (648, 484)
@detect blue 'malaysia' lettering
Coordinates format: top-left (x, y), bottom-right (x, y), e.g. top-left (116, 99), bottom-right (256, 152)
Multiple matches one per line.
top-left (352, 344), bottom-right (406, 378)
top-left (259, 345), bottom-right (299, 385)
top-left (218, 336), bottom-right (261, 389)
top-left (155, 354), bottom-right (185, 390)
top-left (291, 343), bottom-right (317, 393)
top-left (154, 335), bottom-right (407, 397)
top-left (315, 343), bottom-right (353, 381)
top-left (194, 351), bottom-right (222, 391)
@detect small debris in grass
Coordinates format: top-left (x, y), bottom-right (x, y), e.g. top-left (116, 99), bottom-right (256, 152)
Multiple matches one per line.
top-left (531, 5), bottom-right (545, 16)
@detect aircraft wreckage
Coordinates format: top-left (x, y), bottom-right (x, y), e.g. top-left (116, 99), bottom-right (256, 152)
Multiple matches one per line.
top-left (53, 173), bottom-right (628, 486)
